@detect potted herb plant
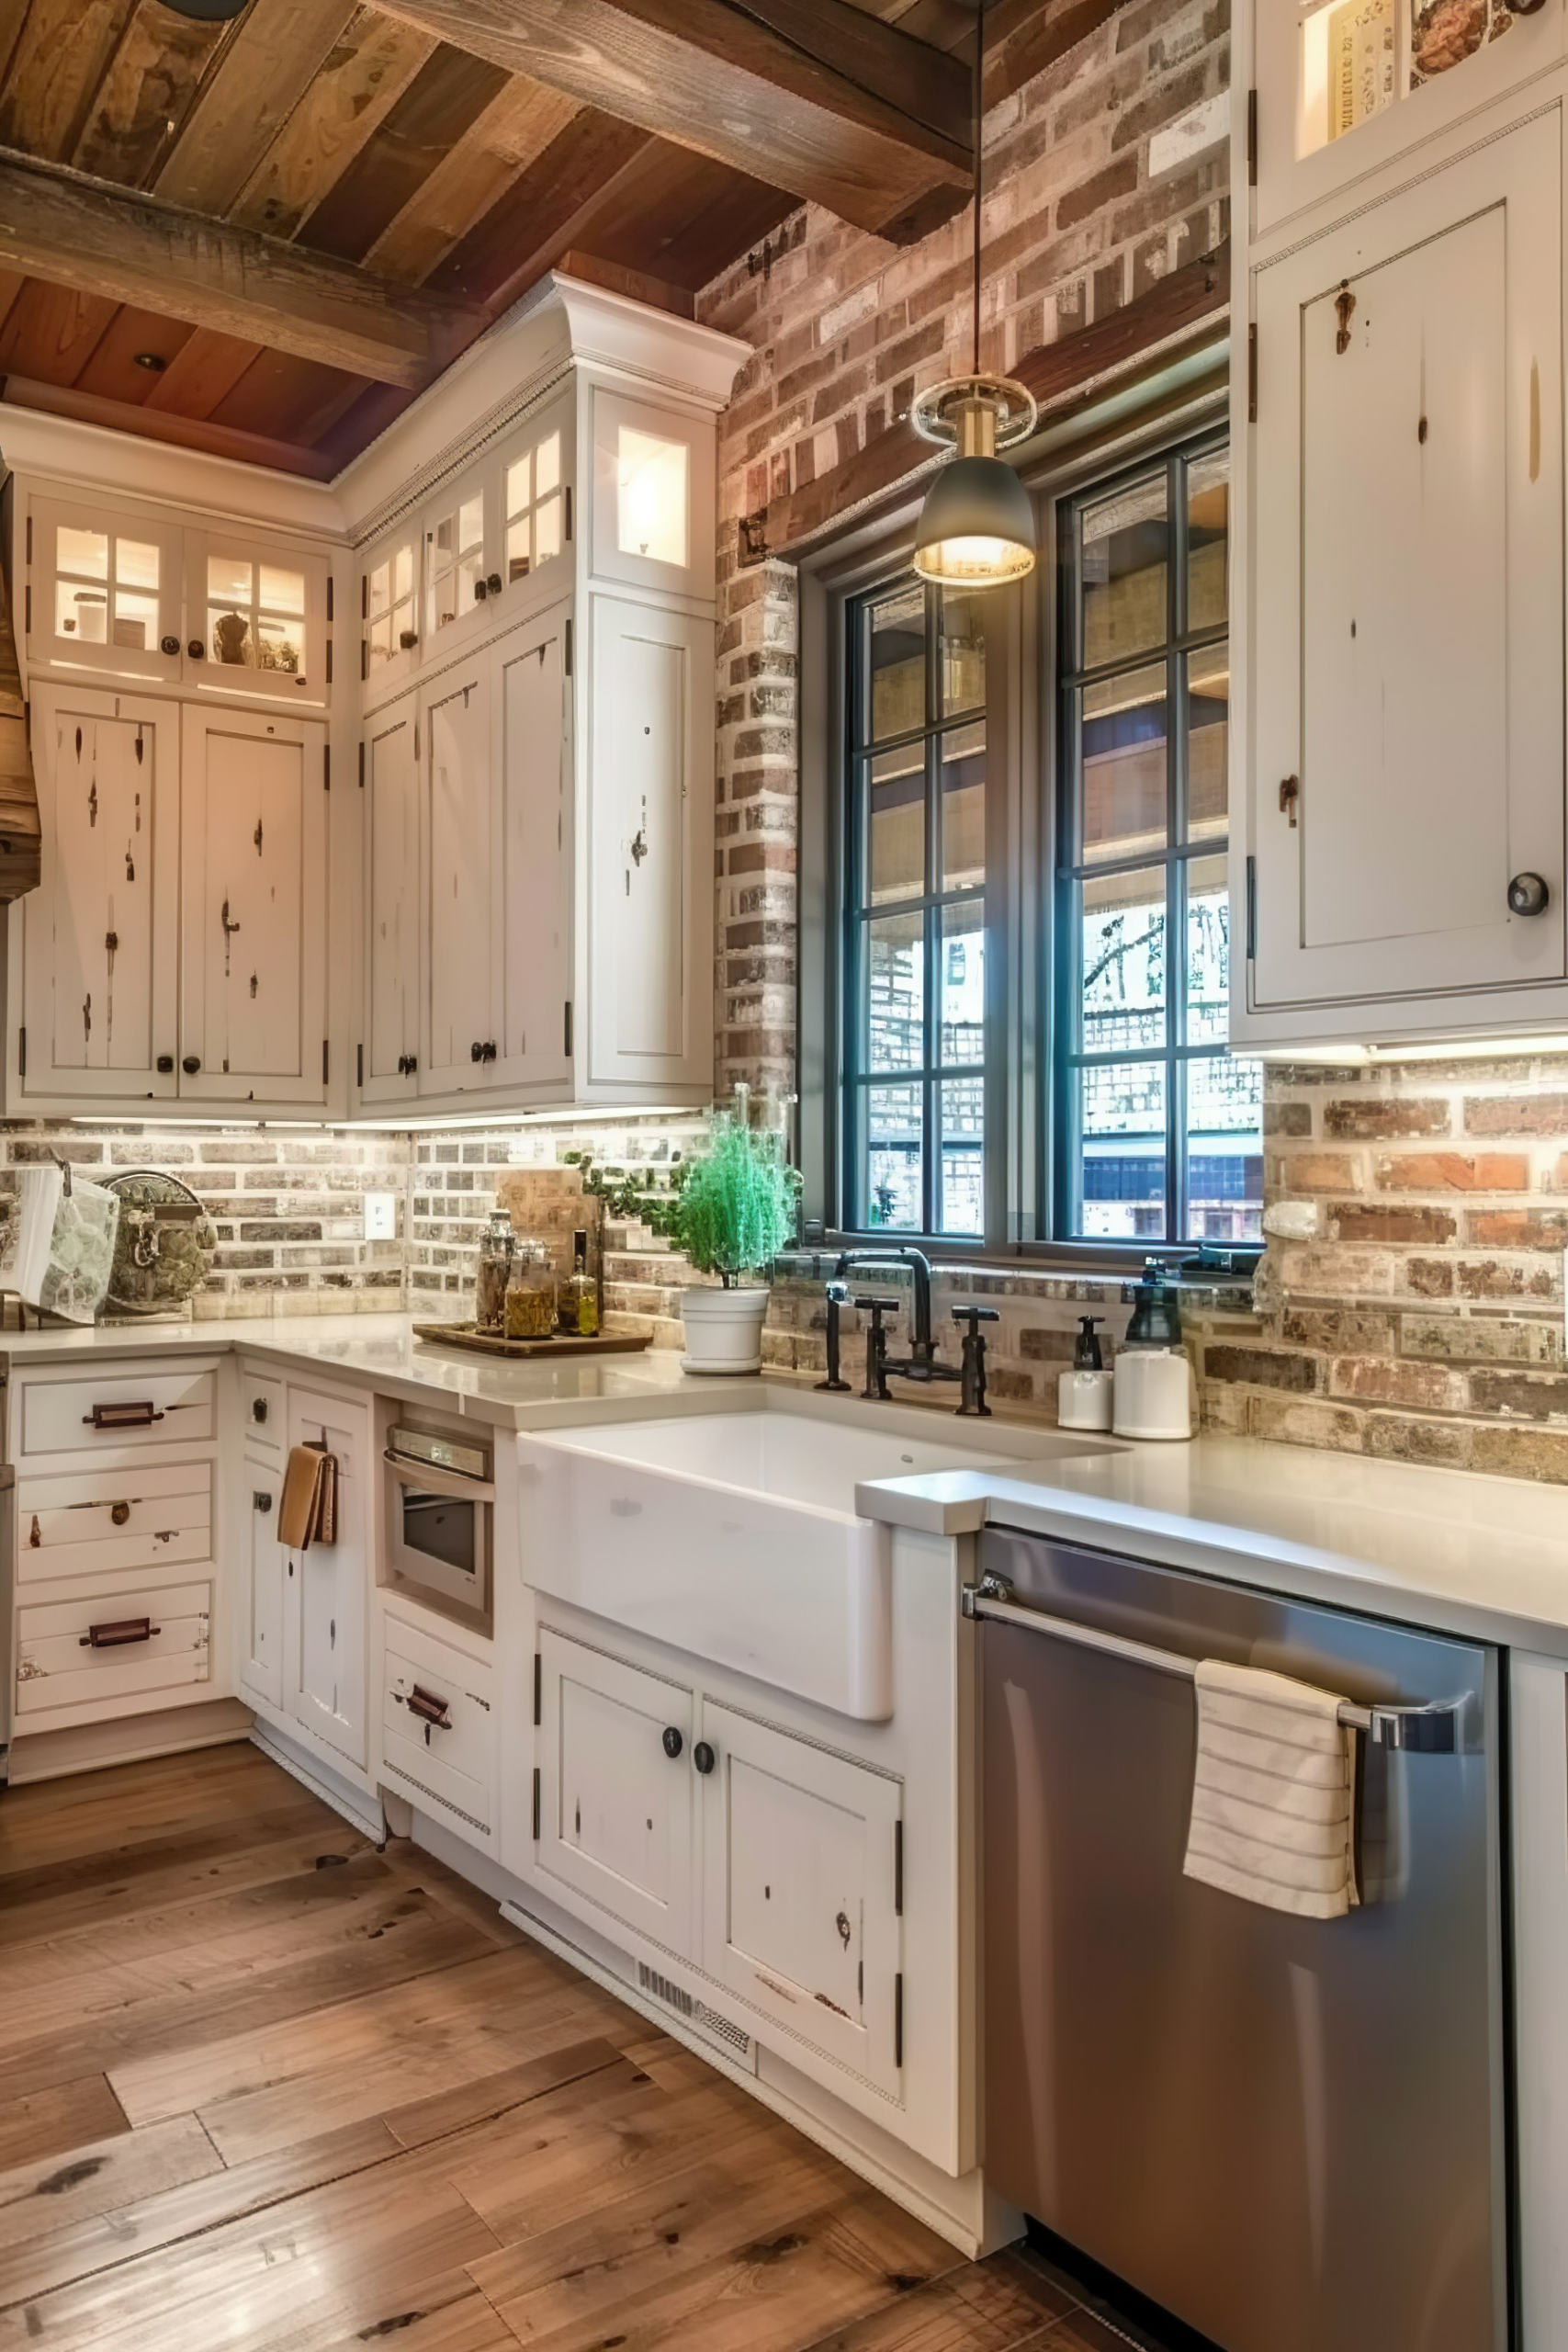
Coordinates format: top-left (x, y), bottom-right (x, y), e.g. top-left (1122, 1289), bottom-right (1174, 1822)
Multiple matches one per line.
top-left (671, 1092), bottom-right (799, 1374)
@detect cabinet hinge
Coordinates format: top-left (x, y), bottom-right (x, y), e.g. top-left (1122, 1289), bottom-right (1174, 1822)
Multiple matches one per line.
top-left (533, 1651), bottom-right (542, 1725)
top-left (563, 1001), bottom-right (573, 1059)
top-left (414, 724), bottom-right (421, 762)
top-left (355, 1042), bottom-right (364, 1089)
top-left (17, 1024), bottom-right (24, 1079)
top-left (894, 1973), bottom-right (904, 2068)
top-left (893, 1819), bottom-right (903, 1917)
top-left (322, 746), bottom-right (330, 792)
top-left (357, 741), bottom-right (365, 788)
top-left (564, 484), bottom-right (573, 544)
top-left (1247, 88), bottom-right (1258, 186)
top-left (23, 583), bottom-right (29, 635)
top-left (326, 639), bottom-right (333, 687)
top-left (322, 1039), bottom-right (330, 1085)
top-left (326, 575), bottom-right (334, 624)
top-left (564, 616), bottom-right (572, 678)
top-left (532, 1767), bottom-right (541, 1840)
top-left (24, 513), bottom-right (31, 564)
top-left (1246, 854), bottom-right (1258, 961)
top-left (360, 639), bottom-right (368, 684)
top-left (1247, 324), bottom-right (1258, 424)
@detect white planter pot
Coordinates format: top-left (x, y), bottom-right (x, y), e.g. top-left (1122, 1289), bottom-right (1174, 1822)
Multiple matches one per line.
top-left (680, 1283), bottom-right (770, 1375)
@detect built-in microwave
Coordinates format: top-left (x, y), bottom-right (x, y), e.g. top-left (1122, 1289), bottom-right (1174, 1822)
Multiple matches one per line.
top-left (383, 1423), bottom-right (493, 1636)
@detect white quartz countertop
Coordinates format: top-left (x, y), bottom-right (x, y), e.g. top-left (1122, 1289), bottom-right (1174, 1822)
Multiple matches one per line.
top-left (5, 1312), bottom-right (1567, 1656)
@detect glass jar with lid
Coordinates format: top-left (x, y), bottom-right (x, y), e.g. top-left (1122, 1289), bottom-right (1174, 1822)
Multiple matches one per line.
top-left (474, 1209), bottom-right (515, 1334)
top-left (505, 1241), bottom-right (558, 1340)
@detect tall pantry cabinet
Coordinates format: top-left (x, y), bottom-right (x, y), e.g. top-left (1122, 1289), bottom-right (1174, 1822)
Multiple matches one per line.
top-left (345, 277), bottom-right (746, 1116)
top-left (1231, 0), bottom-right (1568, 1048)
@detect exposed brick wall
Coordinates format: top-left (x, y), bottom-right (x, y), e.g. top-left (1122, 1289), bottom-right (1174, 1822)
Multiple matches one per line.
top-left (695, 0), bottom-right (1232, 1102)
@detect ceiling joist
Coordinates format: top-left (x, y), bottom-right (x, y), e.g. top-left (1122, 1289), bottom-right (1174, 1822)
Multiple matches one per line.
top-left (0, 149), bottom-right (483, 390)
top-left (368, 0), bottom-right (976, 241)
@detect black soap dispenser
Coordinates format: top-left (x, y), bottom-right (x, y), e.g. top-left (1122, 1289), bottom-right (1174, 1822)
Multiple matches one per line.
top-left (1057, 1313), bottom-right (1113, 1431)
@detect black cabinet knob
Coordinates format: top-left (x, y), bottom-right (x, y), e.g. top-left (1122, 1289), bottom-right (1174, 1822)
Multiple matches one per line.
top-left (182, 1055), bottom-right (201, 1074)
top-left (486, 572), bottom-right (502, 596)
top-left (186, 640), bottom-right (205, 660)
top-left (156, 1054), bottom-right (175, 1074)
top-left (254, 1490), bottom-right (273, 1512)
top-left (1508, 872), bottom-right (1551, 917)
top-left (661, 1725), bottom-right (683, 1759)
top-left (470, 1041), bottom-right (484, 1062)
top-left (473, 578), bottom-right (489, 601)
top-left (160, 635), bottom-right (180, 657)
top-left (694, 1742), bottom-right (716, 1775)
top-left (252, 1396), bottom-right (268, 1422)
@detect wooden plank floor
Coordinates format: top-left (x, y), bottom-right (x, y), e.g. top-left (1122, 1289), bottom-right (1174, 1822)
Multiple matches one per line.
top-left (0, 1745), bottom-right (1170, 2352)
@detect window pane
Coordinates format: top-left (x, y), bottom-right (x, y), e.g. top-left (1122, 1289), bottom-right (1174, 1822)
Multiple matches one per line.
top-left (536, 492), bottom-right (563, 566)
top-left (458, 496), bottom-right (484, 552)
top-left (1080, 866), bottom-right (1167, 1058)
top-left (940, 589), bottom-right (986, 717)
top-left (259, 563), bottom-right (305, 616)
top-left (255, 613), bottom-right (304, 675)
top-left (112, 590), bottom-right (156, 650)
top-left (118, 537), bottom-right (160, 592)
top-left (58, 526), bottom-right (107, 581)
top-left (1187, 642), bottom-right (1228, 842)
top-left (368, 560), bottom-right (390, 617)
top-left (617, 427), bottom-right (687, 566)
top-left (1080, 662), bottom-right (1168, 864)
top-left (536, 432), bottom-right (560, 497)
top-left (1185, 854), bottom-right (1231, 1046)
top-left (209, 606), bottom-right (253, 666)
top-left (1186, 448), bottom-right (1229, 632)
top-left (941, 899), bottom-right (985, 1065)
top-left (57, 583), bottom-right (107, 641)
top-left (394, 545), bottom-right (413, 602)
top-left (208, 554), bottom-right (251, 604)
top-left (941, 722), bottom-right (986, 890)
top-left (505, 452), bottom-right (531, 519)
top-left (1081, 474), bottom-right (1168, 669)
top-left (1186, 1055), bottom-right (1263, 1242)
top-left (507, 516), bottom-right (532, 583)
top-left (1077, 1060), bottom-right (1168, 1239)
top-left (940, 1078), bottom-right (985, 1235)
top-left (867, 746), bottom-right (924, 906)
top-left (865, 910), bottom-right (924, 1072)
top-left (863, 1084), bottom-right (923, 1230)
top-left (867, 583), bottom-right (925, 743)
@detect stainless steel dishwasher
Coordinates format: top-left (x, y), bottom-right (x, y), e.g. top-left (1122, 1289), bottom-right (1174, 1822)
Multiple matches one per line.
top-left (973, 1525), bottom-right (1508, 2352)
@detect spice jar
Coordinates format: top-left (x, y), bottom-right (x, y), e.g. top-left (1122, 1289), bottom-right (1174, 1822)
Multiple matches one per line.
top-left (558, 1227), bottom-right (600, 1338)
top-left (504, 1241), bottom-right (558, 1340)
top-left (474, 1209), bottom-right (515, 1334)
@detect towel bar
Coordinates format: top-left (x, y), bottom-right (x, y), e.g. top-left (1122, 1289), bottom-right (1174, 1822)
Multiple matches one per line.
top-left (962, 1572), bottom-right (1470, 1752)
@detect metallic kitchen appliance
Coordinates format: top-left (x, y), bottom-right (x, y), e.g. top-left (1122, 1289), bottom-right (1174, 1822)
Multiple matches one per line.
top-left (383, 1421), bottom-right (494, 1636)
top-left (972, 1526), bottom-right (1507, 2352)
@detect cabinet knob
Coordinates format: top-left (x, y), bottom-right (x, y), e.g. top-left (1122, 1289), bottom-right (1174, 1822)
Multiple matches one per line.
top-left (182, 1055), bottom-right (201, 1074)
top-left (485, 572), bottom-right (502, 596)
top-left (661, 1725), bottom-right (683, 1759)
top-left (694, 1741), bottom-right (716, 1776)
top-left (254, 1490), bottom-right (273, 1513)
top-left (473, 578), bottom-right (489, 601)
top-left (156, 1054), bottom-right (175, 1074)
top-left (1508, 872), bottom-right (1551, 918)
top-left (252, 1396), bottom-right (268, 1423)
top-left (186, 640), bottom-right (205, 661)
top-left (470, 1041), bottom-right (484, 1062)
top-left (110, 1500), bottom-right (131, 1527)
top-left (160, 635), bottom-right (180, 657)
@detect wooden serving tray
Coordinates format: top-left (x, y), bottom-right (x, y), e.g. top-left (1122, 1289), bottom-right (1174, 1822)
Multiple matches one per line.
top-left (412, 1321), bottom-right (652, 1362)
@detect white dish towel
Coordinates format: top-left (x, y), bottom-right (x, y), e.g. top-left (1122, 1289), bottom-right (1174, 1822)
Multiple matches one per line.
top-left (1183, 1657), bottom-right (1359, 1920)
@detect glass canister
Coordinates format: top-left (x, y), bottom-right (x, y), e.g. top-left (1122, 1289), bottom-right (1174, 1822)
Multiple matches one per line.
top-left (558, 1225), bottom-right (600, 1338)
top-left (474, 1209), bottom-right (516, 1334)
top-left (505, 1240), bottom-right (558, 1340)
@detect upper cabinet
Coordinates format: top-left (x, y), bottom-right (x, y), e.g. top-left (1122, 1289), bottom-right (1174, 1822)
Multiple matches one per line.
top-left (589, 387), bottom-right (714, 603)
top-left (361, 530), bottom-right (420, 699)
top-left (27, 498), bottom-right (184, 685)
top-left (1251, 0), bottom-right (1565, 236)
top-left (184, 530), bottom-right (330, 709)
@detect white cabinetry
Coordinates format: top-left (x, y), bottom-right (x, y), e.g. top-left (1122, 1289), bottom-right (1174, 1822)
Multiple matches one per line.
top-left (422, 657), bottom-right (495, 1091)
top-left (25, 495), bottom-right (184, 684)
top-left (360, 694), bottom-right (420, 1104)
top-left (241, 1462), bottom-right (284, 1712)
top-left (495, 601), bottom-right (571, 1089)
top-left (283, 1385), bottom-right (369, 1771)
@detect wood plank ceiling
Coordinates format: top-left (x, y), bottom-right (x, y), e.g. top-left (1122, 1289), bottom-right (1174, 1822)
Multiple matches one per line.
top-left (0, 0), bottom-right (989, 481)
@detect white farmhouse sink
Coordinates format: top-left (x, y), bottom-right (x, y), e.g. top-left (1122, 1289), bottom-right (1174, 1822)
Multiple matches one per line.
top-left (515, 1392), bottom-right (1100, 1721)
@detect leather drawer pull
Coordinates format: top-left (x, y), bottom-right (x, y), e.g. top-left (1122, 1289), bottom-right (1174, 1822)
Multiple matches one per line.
top-left (83, 1401), bottom-right (165, 1430)
top-left (404, 1684), bottom-right (452, 1731)
top-left (79, 1617), bottom-right (159, 1649)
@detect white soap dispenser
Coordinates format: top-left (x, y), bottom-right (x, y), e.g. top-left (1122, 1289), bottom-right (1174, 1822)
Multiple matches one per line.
top-left (1057, 1315), bottom-right (1113, 1432)
top-left (1112, 1261), bottom-right (1196, 1442)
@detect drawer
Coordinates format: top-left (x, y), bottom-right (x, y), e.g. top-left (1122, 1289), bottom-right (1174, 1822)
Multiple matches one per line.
top-left (19, 1365), bottom-right (216, 1459)
top-left (381, 1617), bottom-right (496, 1846)
top-left (17, 1578), bottom-right (212, 1717)
top-left (17, 1461), bottom-right (213, 1587)
top-left (241, 1366), bottom-right (283, 1451)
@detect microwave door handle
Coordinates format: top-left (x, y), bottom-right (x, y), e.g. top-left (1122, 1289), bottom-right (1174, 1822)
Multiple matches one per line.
top-left (383, 1450), bottom-right (496, 1503)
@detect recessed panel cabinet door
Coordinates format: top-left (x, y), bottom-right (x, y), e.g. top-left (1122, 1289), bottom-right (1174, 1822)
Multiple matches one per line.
top-left (588, 597), bottom-right (713, 1091)
top-left (422, 662), bottom-right (494, 1091)
top-left (178, 706), bottom-right (328, 1103)
top-left (284, 1389), bottom-right (367, 1769)
top-left (242, 1464), bottom-right (284, 1713)
top-left (699, 1702), bottom-right (903, 2094)
top-left (361, 695), bottom-right (419, 1103)
top-left (536, 1628), bottom-right (696, 1959)
top-left (23, 685), bottom-right (178, 1100)
top-left (1249, 112), bottom-right (1564, 1015)
top-left (494, 605), bottom-right (570, 1089)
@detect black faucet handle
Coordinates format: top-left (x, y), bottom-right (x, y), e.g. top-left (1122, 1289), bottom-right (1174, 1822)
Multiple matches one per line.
top-left (816, 1279), bottom-right (853, 1394)
top-left (855, 1295), bottom-right (898, 1402)
top-left (952, 1304), bottom-right (1000, 1328)
top-left (953, 1304), bottom-right (998, 1419)
top-left (853, 1293), bottom-right (901, 1316)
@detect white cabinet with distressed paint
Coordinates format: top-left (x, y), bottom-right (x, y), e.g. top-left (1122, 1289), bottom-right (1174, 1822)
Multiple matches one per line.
top-left (178, 705), bottom-right (330, 1106)
top-left (18, 684), bottom-right (180, 1102)
top-left (183, 528), bottom-right (331, 711)
top-left (281, 1385), bottom-right (369, 1773)
top-left (24, 496), bottom-right (185, 686)
top-left (421, 656), bottom-right (494, 1092)
top-left (1234, 97), bottom-right (1568, 1046)
top-left (241, 1459), bottom-right (285, 1714)
top-left (493, 600), bottom-right (571, 1091)
top-left (360, 694), bottom-right (420, 1105)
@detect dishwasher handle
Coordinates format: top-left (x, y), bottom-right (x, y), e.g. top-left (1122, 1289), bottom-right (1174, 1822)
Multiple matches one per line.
top-left (962, 1572), bottom-right (1472, 1754)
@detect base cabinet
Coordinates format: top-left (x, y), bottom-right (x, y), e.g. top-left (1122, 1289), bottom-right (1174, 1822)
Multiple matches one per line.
top-left (241, 1461), bottom-right (284, 1712)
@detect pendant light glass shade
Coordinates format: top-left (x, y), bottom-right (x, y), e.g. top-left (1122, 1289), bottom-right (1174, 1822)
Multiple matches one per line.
top-left (913, 390), bottom-right (1036, 585)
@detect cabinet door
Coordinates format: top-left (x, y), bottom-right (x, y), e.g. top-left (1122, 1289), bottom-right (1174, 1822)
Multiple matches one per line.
top-left (422, 468), bottom-right (492, 653)
top-left (536, 1628), bottom-right (696, 1958)
top-left (422, 661), bottom-right (494, 1091)
top-left (698, 1702), bottom-right (903, 2094)
top-left (242, 1463), bottom-right (284, 1712)
top-left (492, 605), bottom-right (571, 1089)
top-left (284, 1388), bottom-right (367, 1769)
top-left (361, 528), bottom-right (421, 705)
top-left (493, 393), bottom-right (574, 617)
top-left (588, 597), bottom-right (714, 1091)
top-left (22, 685), bottom-right (179, 1101)
top-left (589, 387), bottom-right (715, 602)
top-left (184, 529), bottom-right (329, 709)
top-left (1249, 112), bottom-right (1563, 1016)
top-left (361, 694), bottom-right (420, 1104)
top-left (26, 496), bottom-right (183, 684)
top-left (179, 706), bottom-right (329, 1104)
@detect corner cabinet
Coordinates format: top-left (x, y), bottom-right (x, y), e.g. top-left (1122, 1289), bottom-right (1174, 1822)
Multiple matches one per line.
top-left (1233, 39), bottom-right (1568, 1048)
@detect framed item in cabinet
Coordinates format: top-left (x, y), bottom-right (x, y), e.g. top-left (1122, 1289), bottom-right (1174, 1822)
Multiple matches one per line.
top-left (25, 497), bottom-right (185, 685)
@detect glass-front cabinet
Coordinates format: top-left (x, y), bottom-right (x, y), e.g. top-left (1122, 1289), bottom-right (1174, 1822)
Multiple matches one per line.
top-left (362, 528), bottom-right (420, 702)
top-left (589, 385), bottom-right (714, 600)
top-left (26, 497), bottom-right (185, 684)
top-left (423, 471), bottom-right (491, 646)
top-left (1252, 0), bottom-right (1564, 232)
top-left (184, 529), bottom-right (329, 707)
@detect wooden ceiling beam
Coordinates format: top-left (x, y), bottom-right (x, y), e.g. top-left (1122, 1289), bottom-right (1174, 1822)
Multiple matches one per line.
top-left (0, 149), bottom-right (483, 390)
top-left (368, 0), bottom-right (975, 241)
top-left (1, 372), bottom-right (337, 478)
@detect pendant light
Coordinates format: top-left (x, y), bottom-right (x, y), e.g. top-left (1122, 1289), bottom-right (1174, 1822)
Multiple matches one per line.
top-left (912, 0), bottom-right (1037, 588)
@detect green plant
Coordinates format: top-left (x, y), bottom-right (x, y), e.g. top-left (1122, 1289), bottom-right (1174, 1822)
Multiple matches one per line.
top-left (673, 1100), bottom-right (799, 1286)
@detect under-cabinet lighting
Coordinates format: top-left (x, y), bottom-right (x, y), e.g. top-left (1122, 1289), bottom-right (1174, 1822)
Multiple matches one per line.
top-left (345, 1103), bottom-right (702, 1134)
top-left (1257, 1035), bottom-right (1568, 1064)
